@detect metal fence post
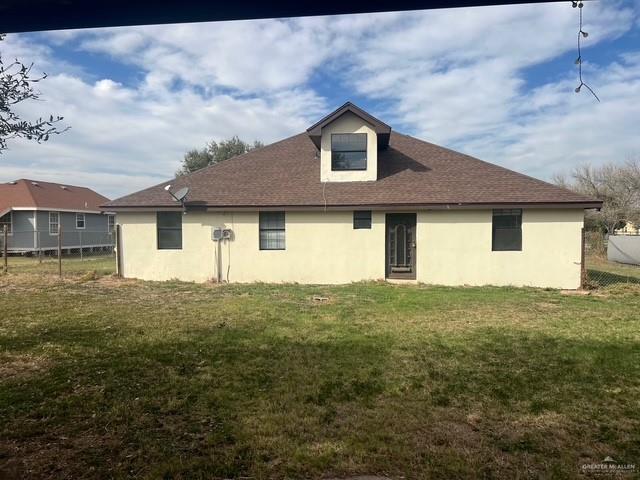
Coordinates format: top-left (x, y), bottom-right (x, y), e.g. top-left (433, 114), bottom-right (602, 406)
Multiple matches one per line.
top-left (58, 224), bottom-right (63, 278)
top-left (580, 227), bottom-right (586, 289)
top-left (115, 224), bottom-right (122, 277)
top-left (2, 225), bottom-right (7, 274)
top-left (79, 230), bottom-right (83, 261)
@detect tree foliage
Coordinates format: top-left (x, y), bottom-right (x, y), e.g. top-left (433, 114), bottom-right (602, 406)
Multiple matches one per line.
top-left (0, 33), bottom-right (68, 152)
top-left (553, 158), bottom-right (640, 234)
top-left (176, 136), bottom-right (263, 176)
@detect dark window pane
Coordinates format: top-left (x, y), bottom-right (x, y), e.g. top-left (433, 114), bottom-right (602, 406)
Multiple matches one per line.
top-left (331, 133), bottom-right (367, 171)
top-left (158, 229), bottom-right (182, 249)
top-left (0, 212), bottom-right (11, 234)
top-left (493, 229), bottom-right (521, 251)
top-left (492, 209), bottom-right (522, 251)
top-left (332, 133), bottom-right (366, 151)
top-left (332, 151), bottom-right (367, 170)
top-left (158, 211), bottom-right (182, 228)
top-left (259, 212), bottom-right (285, 250)
top-left (353, 210), bottom-right (372, 229)
top-left (157, 212), bottom-right (182, 249)
top-left (259, 212), bottom-right (285, 230)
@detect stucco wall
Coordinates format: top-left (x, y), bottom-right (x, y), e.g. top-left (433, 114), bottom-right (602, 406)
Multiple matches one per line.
top-left (416, 209), bottom-right (584, 289)
top-left (118, 211), bottom-right (386, 283)
top-left (118, 208), bottom-right (584, 288)
top-left (320, 111), bottom-right (378, 182)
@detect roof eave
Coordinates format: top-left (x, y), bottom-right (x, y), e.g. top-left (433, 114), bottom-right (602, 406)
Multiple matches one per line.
top-left (104, 200), bottom-right (603, 212)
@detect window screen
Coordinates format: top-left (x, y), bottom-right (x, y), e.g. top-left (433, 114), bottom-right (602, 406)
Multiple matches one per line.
top-left (108, 215), bottom-right (115, 232)
top-left (353, 210), bottom-right (372, 229)
top-left (157, 212), bottom-right (182, 249)
top-left (331, 133), bottom-right (367, 171)
top-left (492, 209), bottom-right (522, 251)
top-left (0, 212), bottom-right (12, 234)
top-left (76, 213), bottom-right (85, 229)
top-left (49, 212), bottom-right (59, 235)
top-left (259, 212), bottom-right (285, 250)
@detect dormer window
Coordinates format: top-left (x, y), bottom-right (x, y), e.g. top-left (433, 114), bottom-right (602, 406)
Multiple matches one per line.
top-left (331, 133), bottom-right (367, 171)
top-left (308, 102), bottom-right (391, 183)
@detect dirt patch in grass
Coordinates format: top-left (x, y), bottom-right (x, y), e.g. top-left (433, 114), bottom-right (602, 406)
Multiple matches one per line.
top-left (0, 354), bottom-right (50, 380)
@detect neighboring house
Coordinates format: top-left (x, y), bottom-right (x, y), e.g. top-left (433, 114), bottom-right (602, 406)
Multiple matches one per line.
top-left (104, 102), bottom-right (601, 288)
top-left (614, 222), bottom-right (639, 235)
top-left (0, 179), bottom-right (114, 254)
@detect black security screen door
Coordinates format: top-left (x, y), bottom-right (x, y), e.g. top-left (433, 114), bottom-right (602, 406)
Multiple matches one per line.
top-left (386, 213), bottom-right (417, 279)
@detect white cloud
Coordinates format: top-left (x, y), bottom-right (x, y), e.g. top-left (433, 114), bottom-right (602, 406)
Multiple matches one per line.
top-left (1, 1), bottom-right (638, 199)
top-left (3, 72), bottom-right (326, 198)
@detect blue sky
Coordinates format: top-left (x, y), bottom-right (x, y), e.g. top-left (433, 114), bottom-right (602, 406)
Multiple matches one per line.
top-left (1, 1), bottom-right (639, 199)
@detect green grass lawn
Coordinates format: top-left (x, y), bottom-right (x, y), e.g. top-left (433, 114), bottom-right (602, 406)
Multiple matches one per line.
top-left (1, 273), bottom-right (639, 479)
top-left (3, 254), bottom-right (116, 276)
top-left (587, 255), bottom-right (640, 287)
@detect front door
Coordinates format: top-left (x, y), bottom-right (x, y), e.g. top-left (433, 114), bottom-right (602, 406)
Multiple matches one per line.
top-left (385, 213), bottom-right (417, 279)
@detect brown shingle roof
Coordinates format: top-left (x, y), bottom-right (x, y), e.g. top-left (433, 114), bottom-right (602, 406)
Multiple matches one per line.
top-left (104, 131), bottom-right (600, 210)
top-left (0, 179), bottom-right (110, 215)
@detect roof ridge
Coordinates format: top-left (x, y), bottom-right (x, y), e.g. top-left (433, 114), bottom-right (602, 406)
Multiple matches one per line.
top-left (307, 102), bottom-right (391, 133)
top-left (18, 178), bottom-right (98, 191)
top-left (393, 132), bottom-right (595, 201)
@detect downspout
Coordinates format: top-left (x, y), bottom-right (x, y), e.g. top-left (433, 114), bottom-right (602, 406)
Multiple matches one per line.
top-left (33, 210), bottom-right (37, 250)
top-left (217, 239), bottom-right (222, 283)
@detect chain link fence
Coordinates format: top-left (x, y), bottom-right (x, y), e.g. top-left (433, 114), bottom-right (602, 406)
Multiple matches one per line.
top-left (584, 230), bottom-right (640, 289)
top-left (3, 225), bottom-right (638, 288)
top-left (1, 227), bottom-right (116, 277)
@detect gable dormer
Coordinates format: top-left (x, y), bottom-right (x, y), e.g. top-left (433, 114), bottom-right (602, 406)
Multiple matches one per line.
top-left (307, 102), bottom-right (391, 182)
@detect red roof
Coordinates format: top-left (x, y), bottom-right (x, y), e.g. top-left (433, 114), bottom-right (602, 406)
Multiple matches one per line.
top-left (0, 179), bottom-right (110, 216)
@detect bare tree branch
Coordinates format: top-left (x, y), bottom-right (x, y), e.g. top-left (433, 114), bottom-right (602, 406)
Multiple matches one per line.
top-left (0, 33), bottom-right (68, 152)
top-left (554, 158), bottom-right (640, 234)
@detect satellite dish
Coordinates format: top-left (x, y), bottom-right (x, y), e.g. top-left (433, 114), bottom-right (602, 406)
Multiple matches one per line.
top-left (173, 187), bottom-right (189, 202)
top-left (165, 185), bottom-right (189, 203)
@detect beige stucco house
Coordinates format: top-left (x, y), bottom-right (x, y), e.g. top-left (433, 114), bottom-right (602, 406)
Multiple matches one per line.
top-left (104, 102), bottom-right (601, 288)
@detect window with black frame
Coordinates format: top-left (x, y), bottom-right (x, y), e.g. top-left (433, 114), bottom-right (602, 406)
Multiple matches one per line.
top-left (259, 212), bottom-right (285, 250)
top-left (331, 133), bottom-right (367, 171)
top-left (492, 209), bottom-right (522, 251)
top-left (157, 211), bottom-right (182, 249)
top-left (353, 210), bottom-right (372, 229)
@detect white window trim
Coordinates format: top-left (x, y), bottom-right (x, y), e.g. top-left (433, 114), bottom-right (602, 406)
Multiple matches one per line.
top-left (76, 212), bottom-right (86, 230)
top-left (107, 214), bottom-right (115, 232)
top-left (0, 211), bottom-right (12, 236)
top-left (49, 211), bottom-right (60, 236)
